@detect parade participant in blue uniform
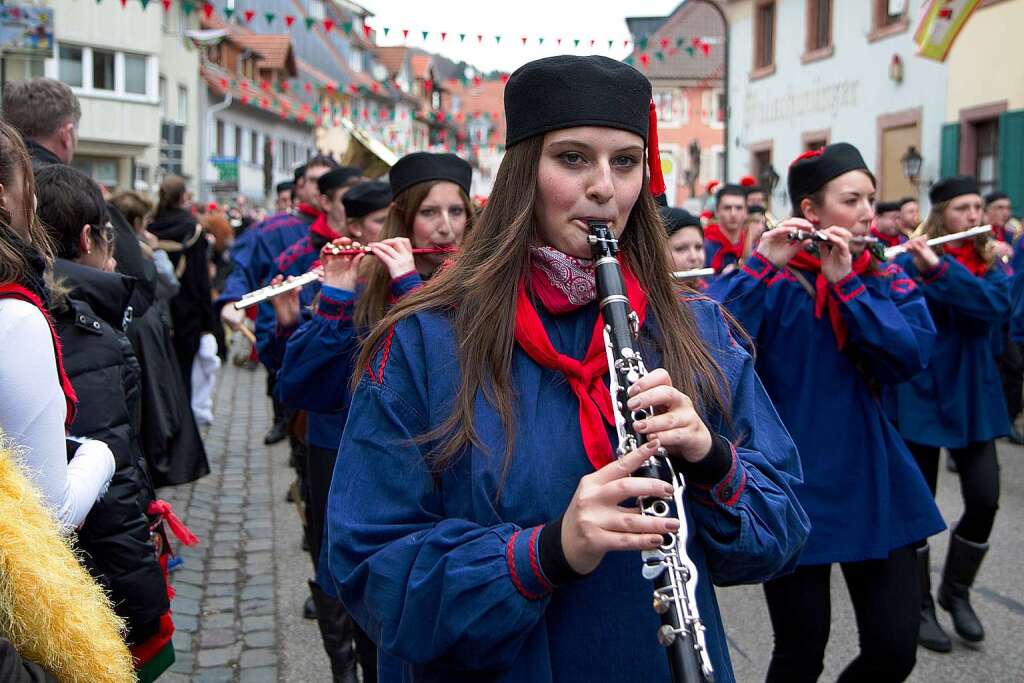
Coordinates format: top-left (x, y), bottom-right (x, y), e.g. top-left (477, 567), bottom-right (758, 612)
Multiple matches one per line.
top-left (898, 196), bottom-right (920, 238)
top-left (871, 200), bottom-right (909, 248)
top-left (984, 191), bottom-right (1016, 244)
top-left (661, 206), bottom-right (708, 290)
top-left (710, 142), bottom-right (944, 683)
top-left (887, 175), bottom-right (1011, 653)
top-left (277, 158), bottom-right (472, 683)
top-left (325, 54), bottom-right (808, 683)
top-left (703, 183), bottom-right (748, 273)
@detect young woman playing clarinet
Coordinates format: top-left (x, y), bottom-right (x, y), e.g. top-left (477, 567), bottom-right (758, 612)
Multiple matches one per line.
top-left (324, 55), bottom-right (808, 683)
top-left (709, 142), bottom-right (945, 682)
top-left (887, 176), bottom-right (1011, 653)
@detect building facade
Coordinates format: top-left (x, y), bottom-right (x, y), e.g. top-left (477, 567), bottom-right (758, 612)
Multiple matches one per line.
top-left (940, 0), bottom-right (1024, 210)
top-left (723, 0), bottom-right (949, 210)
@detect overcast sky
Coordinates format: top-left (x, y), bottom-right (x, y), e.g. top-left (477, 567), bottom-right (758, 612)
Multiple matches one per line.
top-left (357, 0), bottom-right (685, 73)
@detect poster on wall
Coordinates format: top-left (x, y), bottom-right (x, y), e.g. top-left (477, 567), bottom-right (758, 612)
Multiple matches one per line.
top-left (0, 5), bottom-right (54, 54)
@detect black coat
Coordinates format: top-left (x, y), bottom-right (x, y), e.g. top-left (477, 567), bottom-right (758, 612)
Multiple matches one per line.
top-left (126, 297), bottom-right (210, 488)
top-left (149, 207), bottom-right (213, 394)
top-left (50, 259), bottom-right (169, 645)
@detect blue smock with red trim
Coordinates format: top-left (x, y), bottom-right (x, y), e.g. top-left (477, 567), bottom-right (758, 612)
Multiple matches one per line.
top-left (886, 254), bottom-right (1011, 447)
top-left (708, 253), bottom-right (945, 565)
top-left (324, 295), bottom-right (809, 683)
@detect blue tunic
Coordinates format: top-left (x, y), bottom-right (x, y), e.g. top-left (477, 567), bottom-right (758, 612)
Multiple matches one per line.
top-left (703, 238), bottom-right (741, 273)
top-left (708, 253), bottom-right (945, 565)
top-left (887, 254), bottom-right (1011, 448)
top-left (216, 209), bottom-right (315, 305)
top-left (325, 295), bottom-right (809, 682)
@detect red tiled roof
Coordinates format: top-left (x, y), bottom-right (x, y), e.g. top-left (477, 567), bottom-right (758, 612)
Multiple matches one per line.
top-left (232, 34), bottom-right (296, 75)
top-left (201, 62), bottom-right (315, 128)
top-left (410, 55), bottom-right (432, 80)
top-left (445, 78), bottom-right (506, 146)
top-left (374, 46), bottom-right (409, 75)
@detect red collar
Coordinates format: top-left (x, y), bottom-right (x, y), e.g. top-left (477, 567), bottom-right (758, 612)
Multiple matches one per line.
top-left (295, 202), bottom-right (321, 220)
top-left (788, 249), bottom-right (873, 350)
top-left (944, 241), bottom-right (989, 277)
top-left (309, 213), bottom-right (343, 241)
top-left (704, 223), bottom-right (747, 271)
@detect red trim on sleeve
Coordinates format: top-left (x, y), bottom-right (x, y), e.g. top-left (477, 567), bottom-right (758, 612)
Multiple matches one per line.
top-left (922, 260), bottom-right (949, 284)
top-left (832, 282), bottom-right (865, 303)
top-left (506, 530), bottom-right (545, 600)
top-left (365, 326), bottom-right (396, 384)
top-left (741, 252), bottom-right (775, 281)
top-left (527, 526), bottom-right (553, 592)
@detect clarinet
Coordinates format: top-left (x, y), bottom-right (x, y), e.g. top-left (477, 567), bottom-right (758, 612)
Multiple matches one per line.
top-left (588, 221), bottom-right (714, 683)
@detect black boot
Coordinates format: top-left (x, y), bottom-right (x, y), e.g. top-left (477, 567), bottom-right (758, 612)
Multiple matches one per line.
top-left (264, 420), bottom-right (288, 445)
top-left (937, 535), bottom-right (989, 643)
top-left (916, 546), bottom-right (952, 652)
top-left (309, 580), bottom-right (358, 683)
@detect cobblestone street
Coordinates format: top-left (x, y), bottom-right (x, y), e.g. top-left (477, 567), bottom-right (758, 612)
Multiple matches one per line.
top-left (157, 362), bottom-right (1024, 682)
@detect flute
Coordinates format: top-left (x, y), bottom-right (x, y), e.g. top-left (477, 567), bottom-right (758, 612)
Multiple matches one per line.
top-left (884, 225), bottom-right (992, 258)
top-left (321, 244), bottom-right (456, 257)
top-left (673, 267), bottom-right (715, 280)
top-left (233, 271), bottom-right (320, 310)
top-left (788, 229), bottom-right (831, 243)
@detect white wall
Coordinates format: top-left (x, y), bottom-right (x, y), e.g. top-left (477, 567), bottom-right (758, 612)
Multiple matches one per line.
top-left (726, 0), bottom-right (948, 210)
top-left (159, 0), bottom-right (201, 186)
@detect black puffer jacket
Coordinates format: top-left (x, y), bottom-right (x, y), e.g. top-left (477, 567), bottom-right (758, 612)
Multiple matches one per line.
top-left (50, 259), bottom-right (169, 645)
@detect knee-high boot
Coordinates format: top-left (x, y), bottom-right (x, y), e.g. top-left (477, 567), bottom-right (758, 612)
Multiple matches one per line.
top-left (937, 535), bottom-right (989, 643)
top-left (916, 546), bottom-right (952, 652)
top-left (309, 580), bottom-right (358, 683)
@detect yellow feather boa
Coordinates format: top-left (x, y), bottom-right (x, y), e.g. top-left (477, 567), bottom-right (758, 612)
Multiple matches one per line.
top-left (0, 434), bottom-right (134, 682)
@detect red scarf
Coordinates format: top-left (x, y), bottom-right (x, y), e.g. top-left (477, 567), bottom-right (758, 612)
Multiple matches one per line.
top-left (704, 223), bottom-right (747, 272)
top-left (788, 249), bottom-right (873, 350)
top-left (514, 253), bottom-right (647, 470)
top-left (943, 240), bottom-right (989, 277)
top-left (528, 246), bottom-right (597, 314)
top-left (870, 227), bottom-right (903, 248)
top-left (0, 284), bottom-right (78, 428)
top-left (309, 213), bottom-right (342, 241)
top-left (295, 202), bottom-right (320, 220)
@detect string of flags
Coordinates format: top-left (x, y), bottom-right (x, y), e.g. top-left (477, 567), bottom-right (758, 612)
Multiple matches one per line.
top-left (110, 0), bottom-right (715, 62)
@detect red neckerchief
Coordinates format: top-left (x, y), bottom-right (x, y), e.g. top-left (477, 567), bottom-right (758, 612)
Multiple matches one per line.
top-left (704, 223), bottom-right (746, 272)
top-left (870, 227), bottom-right (903, 248)
top-left (528, 246), bottom-right (597, 314)
top-left (992, 224), bottom-right (1008, 243)
top-left (309, 213), bottom-right (342, 241)
top-left (0, 283), bottom-right (78, 428)
top-left (788, 248), bottom-right (873, 350)
top-left (514, 254), bottom-right (647, 470)
top-left (295, 202), bottom-right (320, 220)
top-left (943, 240), bottom-right (989, 277)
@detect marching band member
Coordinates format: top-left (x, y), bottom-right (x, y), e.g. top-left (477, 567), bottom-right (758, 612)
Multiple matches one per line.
top-left (709, 142), bottom-right (944, 682)
top-left (703, 183), bottom-right (749, 273)
top-left (661, 206), bottom-right (708, 290)
top-left (887, 176), bottom-right (1011, 653)
top-left (871, 200), bottom-right (909, 248)
top-left (325, 54), bottom-right (808, 683)
top-left (898, 197), bottom-right (920, 238)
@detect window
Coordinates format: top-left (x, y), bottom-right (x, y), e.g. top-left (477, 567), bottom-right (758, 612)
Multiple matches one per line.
top-left (93, 49), bottom-right (115, 91)
top-left (348, 49), bottom-right (363, 73)
top-left (124, 53), bottom-right (147, 95)
top-left (753, 149), bottom-right (772, 180)
top-left (134, 164), bottom-right (150, 191)
top-left (234, 125), bottom-right (243, 160)
top-left (806, 0), bottom-right (832, 52)
top-left (177, 85), bottom-right (188, 124)
top-left (702, 89), bottom-right (724, 127)
top-left (975, 119), bottom-right (999, 195)
top-left (4, 56), bottom-right (43, 83)
top-left (805, 138), bottom-right (827, 151)
top-left (871, 0), bottom-right (909, 40)
top-left (160, 122), bottom-right (185, 176)
top-left (654, 90), bottom-right (675, 123)
top-left (58, 45), bottom-right (83, 87)
top-left (216, 119), bottom-right (225, 156)
top-left (73, 157), bottom-right (119, 188)
top-left (754, 2), bottom-right (776, 72)
top-left (159, 76), bottom-right (167, 118)
top-left (308, 0), bottom-right (325, 21)
top-left (251, 131), bottom-right (259, 166)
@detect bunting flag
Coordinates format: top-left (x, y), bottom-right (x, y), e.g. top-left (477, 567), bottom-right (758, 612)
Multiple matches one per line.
top-left (914, 0), bottom-right (981, 61)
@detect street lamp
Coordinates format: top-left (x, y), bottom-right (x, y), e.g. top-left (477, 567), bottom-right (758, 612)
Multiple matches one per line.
top-left (901, 145), bottom-right (923, 183)
top-left (760, 164), bottom-right (780, 194)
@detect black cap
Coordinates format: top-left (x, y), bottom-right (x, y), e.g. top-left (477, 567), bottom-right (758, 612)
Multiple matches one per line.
top-left (898, 197), bottom-right (917, 208)
top-left (317, 166), bottom-right (363, 196)
top-left (985, 190), bottom-right (1009, 205)
top-left (504, 55), bottom-right (651, 147)
top-left (275, 180), bottom-right (294, 194)
top-left (788, 142), bottom-right (870, 208)
top-left (293, 164), bottom-right (307, 183)
top-left (876, 200), bottom-right (902, 214)
top-left (715, 183), bottom-right (746, 204)
top-left (389, 152), bottom-right (472, 197)
top-left (342, 181), bottom-right (392, 218)
top-left (660, 206), bottom-right (702, 237)
top-left (930, 175), bottom-right (979, 204)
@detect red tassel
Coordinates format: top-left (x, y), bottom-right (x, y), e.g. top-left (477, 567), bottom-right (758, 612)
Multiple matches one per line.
top-left (647, 100), bottom-right (666, 198)
top-left (148, 500), bottom-right (199, 547)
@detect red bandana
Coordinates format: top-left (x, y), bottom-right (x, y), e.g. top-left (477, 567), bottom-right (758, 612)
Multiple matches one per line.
top-left (309, 213), bottom-right (342, 241)
top-left (295, 202), bottom-right (321, 220)
top-left (514, 253), bottom-right (647, 470)
top-left (788, 248), bottom-right (873, 350)
top-left (870, 227), bottom-right (903, 248)
top-left (528, 246), bottom-right (596, 314)
top-left (0, 284), bottom-right (78, 428)
top-left (943, 240), bottom-right (989, 277)
top-left (704, 223), bottom-right (747, 272)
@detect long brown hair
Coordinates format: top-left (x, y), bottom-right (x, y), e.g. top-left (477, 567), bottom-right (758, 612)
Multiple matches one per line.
top-left (919, 199), bottom-right (994, 267)
top-left (155, 175), bottom-right (187, 217)
top-left (353, 179), bottom-right (474, 329)
top-left (0, 121), bottom-right (54, 287)
top-left (353, 134), bottom-right (730, 477)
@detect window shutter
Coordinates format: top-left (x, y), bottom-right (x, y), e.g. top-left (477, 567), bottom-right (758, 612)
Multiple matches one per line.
top-left (940, 122), bottom-right (960, 179)
top-left (998, 110), bottom-right (1024, 213)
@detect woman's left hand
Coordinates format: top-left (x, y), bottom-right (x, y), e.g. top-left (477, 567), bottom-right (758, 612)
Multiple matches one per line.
top-left (627, 368), bottom-right (712, 463)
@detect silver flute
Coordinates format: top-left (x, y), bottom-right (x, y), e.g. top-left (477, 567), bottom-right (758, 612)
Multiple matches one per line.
top-left (588, 221), bottom-right (714, 683)
top-left (233, 271), bottom-right (320, 310)
top-left (883, 225), bottom-right (992, 258)
top-left (673, 267), bottom-right (716, 280)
